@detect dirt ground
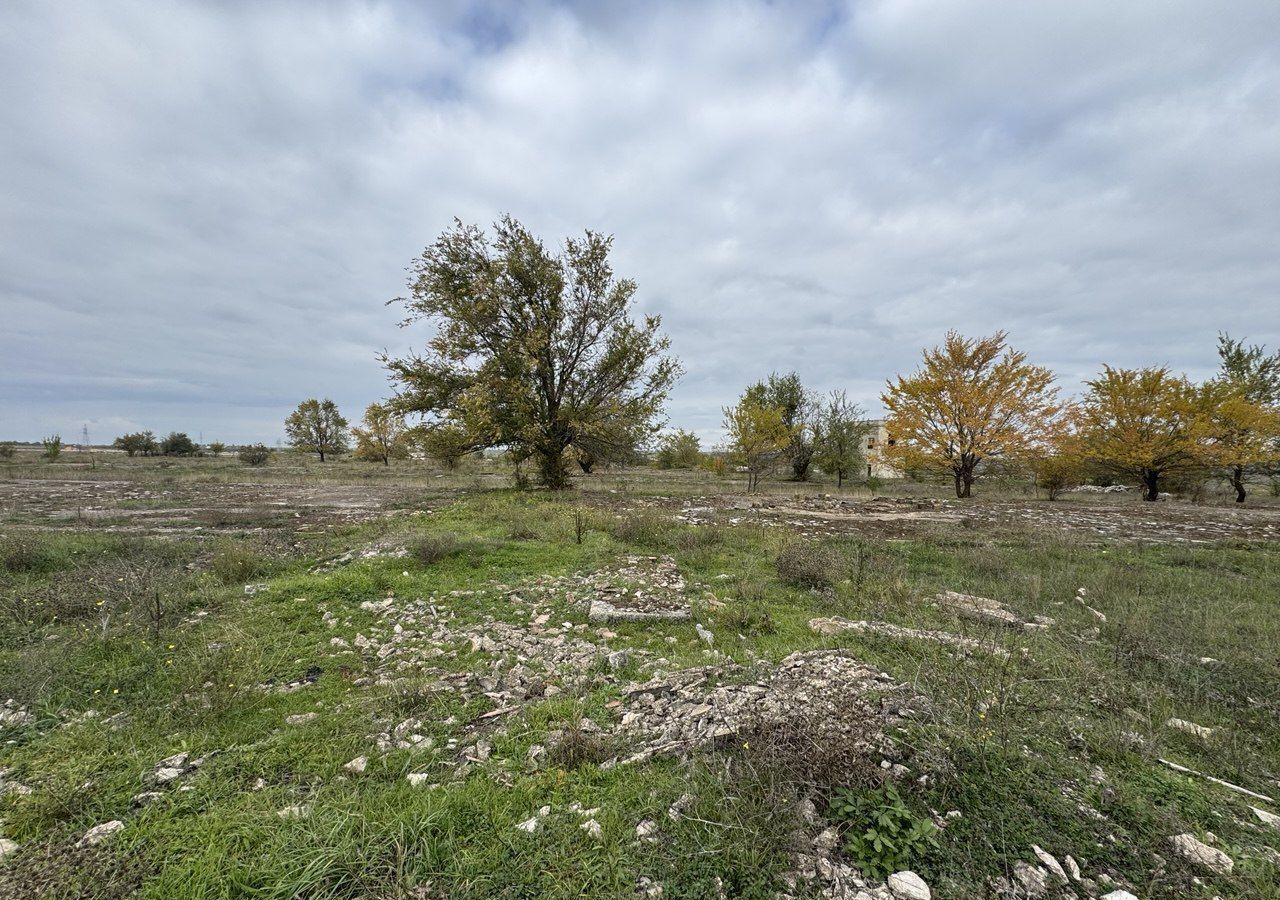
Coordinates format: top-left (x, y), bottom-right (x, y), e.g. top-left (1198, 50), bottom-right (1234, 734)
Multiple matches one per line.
top-left (608, 492), bottom-right (1280, 543)
top-left (0, 478), bottom-right (438, 536)
top-left (4, 470), bottom-right (1279, 545)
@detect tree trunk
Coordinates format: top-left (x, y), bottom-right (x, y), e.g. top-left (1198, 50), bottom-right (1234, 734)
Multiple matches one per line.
top-left (1232, 465), bottom-right (1246, 503)
top-left (319, 448), bottom-right (325, 462)
top-left (1142, 471), bottom-right (1160, 501)
top-left (837, 470), bottom-right (844, 490)
top-left (537, 443), bottom-right (571, 490)
top-left (954, 466), bottom-right (974, 499)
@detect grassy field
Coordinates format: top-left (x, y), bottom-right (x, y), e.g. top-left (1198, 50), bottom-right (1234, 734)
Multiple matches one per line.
top-left (1, 451), bottom-right (1278, 898)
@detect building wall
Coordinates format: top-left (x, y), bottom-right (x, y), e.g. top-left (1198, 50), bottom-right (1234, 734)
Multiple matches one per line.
top-left (863, 419), bottom-right (901, 479)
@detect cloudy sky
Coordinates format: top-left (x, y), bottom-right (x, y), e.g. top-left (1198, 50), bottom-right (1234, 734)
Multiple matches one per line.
top-left (3, 0), bottom-right (1279, 445)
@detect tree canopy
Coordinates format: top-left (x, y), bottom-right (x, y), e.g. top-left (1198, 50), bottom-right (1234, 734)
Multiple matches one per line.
top-left (881, 331), bottom-right (1065, 498)
top-left (1075, 366), bottom-right (1199, 501)
top-left (384, 216), bottom-right (681, 489)
top-left (285, 399), bottom-right (349, 461)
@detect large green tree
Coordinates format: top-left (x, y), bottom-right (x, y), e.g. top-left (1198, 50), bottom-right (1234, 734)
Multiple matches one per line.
top-left (285, 398), bottom-right (349, 461)
top-left (384, 217), bottom-right (681, 489)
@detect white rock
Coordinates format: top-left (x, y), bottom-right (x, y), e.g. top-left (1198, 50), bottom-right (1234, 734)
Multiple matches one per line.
top-left (1169, 833), bottom-right (1233, 875)
top-left (1166, 718), bottom-right (1214, 740)
top-left (515, 815), bottom-right (541, 833)
top-left (1100, 891), bottom-right (1140, 900)
top-left (1064, 854), bottom-right (1081, 881)
top-left (0, 838), bottom-right (18, 863)
top-left (277, 804), bottom-right (310, 819)
top-left (1032, 845), bottom-right (1068, 884)
top-left (153, 766), bottom-right (185, 784)
top-left (580, 818), bottom-right (603, 839)
top-left (344, 756), bottom-right (368, 774)
top-left (1252, 806), bottom-right (1280, 828)
top-left (887, 870), bottom-right (931, 900)
top-left (405, 773), bottom-right (432, 786)
top-left (285, 713), bottom-right (318, 726)
top-left (77, 820), bottom-right (124, 847)
top-left (636, 819), bottom-right (659, 840)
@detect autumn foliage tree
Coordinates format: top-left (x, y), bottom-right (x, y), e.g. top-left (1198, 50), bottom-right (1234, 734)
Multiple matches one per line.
top-left (1075, 366), bottom-right (1199, 501)
top-left (352, 402), bottom-right (410, 466)
top-left (1193, 334), bottom-right (1280, 503)
top-left (384, 217), bottom-right (680, 490)
top-left (723, 390), bottom-right (792, 492)
top-left (881, 331), bottom-right (1065, 498)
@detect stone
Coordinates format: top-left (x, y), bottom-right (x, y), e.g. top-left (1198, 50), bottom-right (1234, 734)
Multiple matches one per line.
top-left (1169, 833), bottom-right (1232, 874)
top-left (406, 773), bottom-right (431, 786)
top-left (0, 838), bottom-right (18, 863)
top-left (580, 818), bottom-right (603, 839)
top-left (887, 870), bottom-right (930, 900)
top-left (515, 815), bottom-right (541, 833)
top-left (1253, 806), bottom-right (1280, 828)
top-left (77, 820), bottom-right (124, 847)
top-left (636, 819), bottom-right (659, 841)
top-left (1166, 718), bottom-right (1214, 740)
top-left (1032, 845), bottom-right (1068, 884)
top-left (285, 712), bottom-right (318, 726)
top-left (277, 804), bottom-right (311, 819)
top-left (344, 756), bottom-right (368, 774)
top-left (1064, 854), bottom-right (1082, 881)
top-left (1100, 892), bottom-right (1139, 900)
top-left (1011, 861), bottom-right (1048, 898)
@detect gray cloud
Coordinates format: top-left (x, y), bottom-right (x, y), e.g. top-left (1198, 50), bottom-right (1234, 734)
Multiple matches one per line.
top-left (2, 0), bottom-right (1278, 444)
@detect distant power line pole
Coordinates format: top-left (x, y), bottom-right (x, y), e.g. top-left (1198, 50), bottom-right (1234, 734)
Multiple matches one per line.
top-left (81, 423), bottom-right (90, 451)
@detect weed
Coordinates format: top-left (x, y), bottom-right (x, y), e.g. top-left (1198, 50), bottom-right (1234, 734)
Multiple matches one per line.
top-left (829, 782), bottom-right (939, 879)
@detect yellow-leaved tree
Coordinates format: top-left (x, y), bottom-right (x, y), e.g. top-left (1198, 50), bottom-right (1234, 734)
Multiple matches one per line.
top-left (723, 392), bottom-right (792, 493)
top-left (1076, 366), bottom-right (1199, 501)
top-left (352, 402), bottom-right (410, 466)
top-left (1192, 334), bottom-right (1280, 503)
top-left (881, 331), bottom-right (1065, 498)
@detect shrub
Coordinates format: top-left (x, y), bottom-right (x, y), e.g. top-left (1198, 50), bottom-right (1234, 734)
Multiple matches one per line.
top-left (829, 782), bottom-right (939, 879)
top-left (238, 444), bottom-right (271, 466)
top-left (0, 441), bottom-right (16, 459)
top-left (0, 533), bottom-right (58, 574)
top-left (610, 512), bottom-right (670, 548)
top-left (41, 435), bottom-right (62, 460)
top-left (775, 540), bottom-right (843, 590)
top-left (411, 533), bottom-right (465, 565)
top-left (209, 541), bottom-right (270, 584)
top-left (207, 441), bottom-right (226, 457)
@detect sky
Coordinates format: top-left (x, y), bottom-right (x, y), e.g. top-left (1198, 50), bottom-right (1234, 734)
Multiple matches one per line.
top-left (3, 0), bottom-right (1279, 446)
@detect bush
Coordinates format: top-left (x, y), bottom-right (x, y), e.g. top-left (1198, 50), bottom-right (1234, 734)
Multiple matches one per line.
top-left (0, 533), bottom-right (58, 574)
top-left (209, 541), bottom-right (270, 584)
top-left (411, 533), bottom-right (466, 565)
top-left (0, 441), bottom-right (15, 459)
top-left (238, 444), bottom-right (271, 466)
top-left (41, 435), bottom-right (62, 460)
top-left (207, 441), bottom-right (226, 457)
top-left (775, 540), bottom-right (843, 590)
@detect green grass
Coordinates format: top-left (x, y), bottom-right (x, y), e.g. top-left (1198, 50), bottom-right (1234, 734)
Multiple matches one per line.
top-left (1, 480), bottom-right (1278, 898)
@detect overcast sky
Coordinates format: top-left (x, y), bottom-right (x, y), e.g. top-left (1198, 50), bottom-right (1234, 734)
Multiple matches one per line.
top-left (3, 0), bottom-right (1279, 445)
